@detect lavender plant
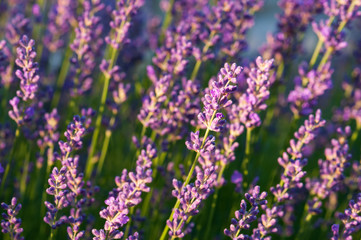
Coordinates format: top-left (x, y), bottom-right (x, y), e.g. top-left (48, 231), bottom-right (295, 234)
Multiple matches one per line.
top-left (0, 0), bottom-right (361, 240)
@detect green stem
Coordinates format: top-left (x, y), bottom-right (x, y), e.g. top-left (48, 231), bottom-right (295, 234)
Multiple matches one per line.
top-left (190, 60), bottom-right (202, 81)
top-left (241, 128), bottom-right (252, 187)
top-left (50, 42), bottom-right (73, 109)
top-left (96, 116), bottom-right (116, 177)
top-left (276, 61), bottom-right (284, 80)
top-left (159, 0), bottom-right (175, 42)
top-left (195, 164), bottom-right (227, 239)
top-left (85, 46), bottom-right (119, 179)
top-left (189, 29), bottom-right (217, 81)
top-left (311, 1), bottom-right (356, 70)
top-left (317, 48), bottom-right (333, 71)
top-left (1, 128), bottom-right (20, 192)
top-left (123, 207), bottom-right (135, 239)
top-left (1, 85), bottom-right (10, 122)
top-left (309, 38), bottom-right (324, 69)
top-left (141, 152), bottom-right (167, 217)
top-left (309, 16), bottom-right (335, 69)
top-left (294, 200), bottom-right (312, 240)
top-left (50, 228), bottom-right (57, 240)
top-left (20, 146), bottom-right (31, 197)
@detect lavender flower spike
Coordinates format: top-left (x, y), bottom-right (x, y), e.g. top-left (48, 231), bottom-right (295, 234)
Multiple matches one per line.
top-left (1, 197), bottom-right (24, 240)
top-left (8, 35), bottom-right (39, 126)
top-left (271, 109), bottom-right (326, 202)
top-left (198, 63), bottom-right (242, 132)
top-left (224, 186), bottom-right (267, 239)
top-left (331, 193), bottom-right (361, 239)
top-left (93, 140), bottom-right (157, 240)
top-left (15, 35), bottom-right (39, 101)
top-left (238, 56), bottom-right (274, 128)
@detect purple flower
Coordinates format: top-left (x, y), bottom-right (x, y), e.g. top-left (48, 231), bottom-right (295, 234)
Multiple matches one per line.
top-left (44, 114), bottom-right (95, 236)
top-left (168, 166), bottom-right (217, 238)
top-left (331, 193), bottom-right (361, 239)
top-left (8, 36), bottom-right (40, 127)
top-left (69, 0), bottom-right (104, 98)
top-left (1, 197), bottom-right (24, 240)
top-left (271, 109), bottom-right (325, 202)
top-left (94, 140), bottom-right (157, 240)
top-left (261, 0), bottom-right (323, 80)
top-left (288, 62), bottom-right (333, 116)
top-left (224, 186), bottom-right (267, 239)
top-left (44, 0), bottom-right (77, 51)
top-left (5, 13), bottom-right (30, 46)
top-left (0, 40), bottom-right (10, 77)
top-left (105, 0), bottom-right (145, 50)
top-left (236, 57), bottom-right (273, 128)
top-left (336, 68), bottom-right (361, 126)
top-left (198, 63), bottom-right (241, 131)
top-left (15, 35), bottom-right (39, 101)
top-left (306, 126), bottom-right (352, 216)
top-left (312, 20), bottom-right (347, 52)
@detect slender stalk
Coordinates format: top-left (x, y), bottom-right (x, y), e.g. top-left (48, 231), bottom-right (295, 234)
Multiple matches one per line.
top-left (204, 164), bottom-right (226, 239)
top-left (308, 16), bottom-right (335, 69)
top-left (190, 60), bottom-right (202, 81)
top-left (190, 29), bottom-right (218, 81)
top-left (275, 60), bottom-right (284, 80)
top-left (141, 152), bottom-right (167, 217)
top-left (96, 116), bottom-right (116, 177)
top-left (85, 46), bottom-right (119, 179)
top-left (159, 0), bottom-right (175, 42)
top-left (123, 207), bottom-right (135, 239)
top-left (20, 146), bottom-right (31, 197)
top-left (309, 38), bottom-right (325, 69)
top-left (40, 151), bottom-right (53, 217)
top-left (1, 128), bottom-right (20, 191)
top-left (1, 85), bottom-right (10, 122)
top-left (50, 42), bottom-right (74, 109)
top-left (241, 128), bottom-right (252, 187)
top-left (311, 1), bottom-right (356, 70)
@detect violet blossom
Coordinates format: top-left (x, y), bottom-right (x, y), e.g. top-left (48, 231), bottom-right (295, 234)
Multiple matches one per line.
top-left (44, 114), bottom-right (95, 239)
top-left (93, 140), bottom-right (157, 240)
top-left (9, 35), bottom-right (39, 126)
top-left (224, 186), bottom-right (268, 239)
top-left (1, 197), bottom-right (24, 240)
top-left (306, 126), bottom-right (352, 217)
top-left (331, 193), bottom-right (361, 240)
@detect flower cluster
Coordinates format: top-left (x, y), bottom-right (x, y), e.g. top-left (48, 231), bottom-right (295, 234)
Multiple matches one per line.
top-left (9, 35), bottom-right (39, 124)
top-left (5, 11), bottom-right (30, 46)
top-left (288, 62), bottom-right (333, 116)
top-left (306, 126), bottom-right (352, 216)
top-left (69, 0), bottom-right (104, 98)
top-left (168, 166), bottom-right (217, 238)
top-left (1, 197), bottom-right (24, 240)
top-left (288, 0), bottom-right (361, 117)
top-left (106, 0), bottom-right (145, 50)
top-left (44, 114), bottom-right (95, 238)
top-left (198, 63), bottom-right (241, 131)
top-left (271, 109), bottom-right (326, 202)
top-left (235, 57), bottom-right (273, 128)
top-left (336, 68), bottom-right (361, 126)
top-left (44, 0), bottom-right (76, 51)
top-left (261, 0), bottom-right (323, 66)
top-left (224, 186), bottom-right (268, 239)
top-left (1, 1), bottom-right (361, 240)
top-left (331, 193), bottom-right (361, 240)
top-left (93, 140), bottom-right (157, 239)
